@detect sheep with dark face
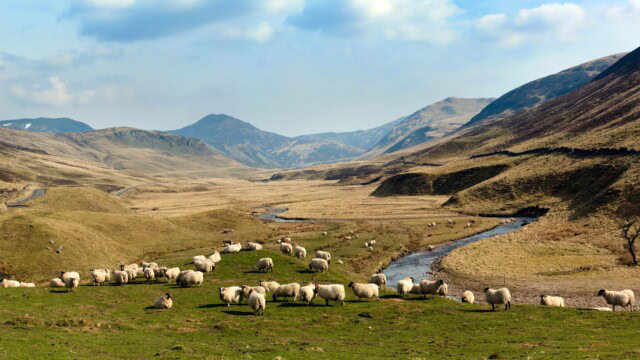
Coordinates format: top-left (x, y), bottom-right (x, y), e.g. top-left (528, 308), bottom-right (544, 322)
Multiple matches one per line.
top-left (484, 287), bottom-right (512, 311)
top-left (154, 293), bottom-right (173, 309)
top-left (597, 289), bottom-right (635, 312)
top-left (419, 279), bottom-right (446, 299)
top-left (396, 277), bottom-right (414, 297)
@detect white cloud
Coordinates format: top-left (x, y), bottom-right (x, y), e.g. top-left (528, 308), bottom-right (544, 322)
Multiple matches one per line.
top-left (475, 14), bottom-right (507, 32)
top-left (515, 3), bottom-right (586, 35)
top-left (350, 0), bottom-right (394, 18)
top-left (265, 0), bottom-right (304, 13)
top-left (85, 0), bottom-right (136, 8)
top-left (631, 0), bottom-right (640, 11)
top-left (11, 77), bottom-right (75, 107)
top-left (247, 22), bottom-right (274, 42)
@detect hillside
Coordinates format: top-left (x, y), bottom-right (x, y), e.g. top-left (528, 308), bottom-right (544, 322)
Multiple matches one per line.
top-left (0, 117), bottom-right (93, 133)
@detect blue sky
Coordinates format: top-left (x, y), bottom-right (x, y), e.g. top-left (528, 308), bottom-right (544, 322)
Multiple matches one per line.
top-left (1, 0), bottom-right (639, 136)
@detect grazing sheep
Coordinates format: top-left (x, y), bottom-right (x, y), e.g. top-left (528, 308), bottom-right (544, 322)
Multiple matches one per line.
top-left (208, 252), bottom-right (221, 263)
top-left (259, 280), bottom-right (280, 292)
top-left (314, 284), bottom-right (345, 306)
top-left (241, 285), bottom-right (266, 297)
top-left (176, 270), bottom-right (204, 288)
top-left (49, 278), bottom-right (65, 287)
top-left (144, 267), bottom-right (156, 282)
top-left (194, 259), bottom-right (215, 274)
top-left (540, 295), bottom-right (565, 307)
top-left (246, 242), bottom-right (263, 251)
top-left (192, 255), bottom-right (206, 263)
top-left (154, 266), bottom-right (166, 279)
top-left (293, 244), bottom-right (307, 259)
top-left (163, 267), bottom-right (180, 282)
top-left (125, 268), bottom-right (137, 282)
top-left (484, 287), bottom-right (512, 311)
top-left (1, 279), bottom-right (20, 288)
top-left (219, 286), bottom-right (244, 306)
top-left (314, 251), bottom-right (331, 264)
top-left (279, 243), bottom-right (293, 256)
top-left (90, 269), bottom-right (108, 286)
top-left (272, 283), bottom-right (301, 302)
top-left (369, 273), bottom-right (387, 290)
top-left (349, 282), bottom-right (379, 301)
top-left (297, 284), bottom-right (317, 305)
top-left (154, 293), bottom-right (173, 309)
top-left (461, 291), bottom-right (475, 304)
top-left (222, 243), bottom-right (242, 253)
top-left (419, 279), bottom-right (446, 299)
top-left (247, 289), bottom-right (266, 315)
top-left (597, 289), bottom-right (635, 312)
top-left (59, 271), bottom-right (80, 282)
top-left (123, 264), bottom-right (139, 274)
top-left (65, 277), bottom-right (79, 292)
top-left (257, 258), bottom-right (274, 273)
top-left (396, 277), bottom-right (414, 297)
top-left (308, 258), bottom-right (329, 273)
top-left (114, 269), bottom-right (129, 285)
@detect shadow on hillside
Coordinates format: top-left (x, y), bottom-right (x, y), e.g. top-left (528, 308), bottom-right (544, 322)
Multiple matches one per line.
top-left (244, 270), bottom-right (270, 274)
top-left (222, 310), bottom-right (254, 316)
top-left (48, 289), bottom-right (70, 294)
top-left (277, 302), bottom-right (311, 308)
top-left (198, 304), bottom-right (229, 309)
top-left (461, 309), bottom-right (498, 313)
top-left (297, 269), bottom-right (324, 274)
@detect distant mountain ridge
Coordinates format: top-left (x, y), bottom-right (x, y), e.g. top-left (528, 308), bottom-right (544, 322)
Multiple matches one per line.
top-left (0, 117), bottom-right (93, 133)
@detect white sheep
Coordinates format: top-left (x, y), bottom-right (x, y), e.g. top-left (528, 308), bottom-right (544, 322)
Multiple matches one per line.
top-left (65, 277), bottom-right (79, 292)
top-left (219, 286), bottom-right (244, 306)
top-left (461, 291), bottom-right (475, 304)
top-left (540, 295), bottom-right (565, 307)
top-left (222, 243), bottom-right (242, 253)
top-left (19, 282), bottom-right (35, 288)
top-left (208, 252), bottom-right (222, 263)
top-left (1, 279), bottom-right (21, 288)
top-left (241, 285), bottom-right (266, 297)
top-left (322, 232), bottom-right (328, 236)
top-left (597, 289), bottom-right (635, 312)
top-left (309, 258), bottom-right (329, 273)
top-left (90, 269), bottom-right (108, 286)
top-left (419, 279), bottom-right (446, 299)
top-left (396, 277), bottom-right (414, 297)
top-left (114, 269), bottom-right (129, 285)
top-left (297, 284), bottom-right (317, 305)
top-left (272, 283), bottom-right (301, 302)
top-left (438, 283), bottom-right (449, 297)
top-left (246, 242), bottom-right (263, 251)
top-left (314, 251), bottom-right (331, 264)
top-left (314, 284), bottom-right (345, 306)
top-left (125, 269), bottom-right (137, 282)
top-left (369, 240), bottom-right (376, 245)
top-left (176, 270), bottom-right (204, 287)
top-left (153, 293), bottom-right (173, 309)
top-left (194, 259), bottom-right (215, 274)
top-left (142, 262), bottom-right (158, 269)
top-left (484, 287), bottom-right (512, 311)
top-left (293, 245), bottom-right (307, 259)
top-left (369, 274), bottom-right (387, 290)
top-left (144, 267), bottom-right (156, 282)
top-left (257, 258), bottom-right (274, 273)
top-left (409, 283), bottom-right (422, 295)
top-left (349, 282), bottom-right (379, 301)
top-left (163, 267), bottom-right (180, 282)
top-left (59, 271), bottom-right (80, 283)
top-left (345, 236), bottom-right (352, 240)
top-left (279, 243), bottom-right (293, 256)
top-left (247, 289), bottom-right (266, 315)
top-left (259, 280), bottom-right (280, 292)
top-left (49, 278), bottom-right (65, 287)
top-left (155, 266), bottom-right (167, 279)
top-left (193, 255), bottom-right (206, 263)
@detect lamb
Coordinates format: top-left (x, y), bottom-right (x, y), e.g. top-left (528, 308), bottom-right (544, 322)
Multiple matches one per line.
top-left (597, 289), bottom-right (635, 312)
top-left (65, 277), bottom-right (79, 292)
top-left (49, 278), bottom-right (65, 287)
top-left (348, 282), bottom-right (379, 301)
top-left (484, 287), bottom-right (512, 311)
top-left (293, 244), bottom-right (307, 259)
top-left (272, 283), bottom-right (301, 302)
top-left (153, 293), bottom-right (173, 309)
top-left (314, 251), bottom-right (331, 264)
top-left (222, 243), bottom-right (242, 253)
top-left (369, 273), bottom-right (387, 290)
top-left (314, 284), bottom-right (345, 306)
top-left (257, 258), bottom-right (274, 273)
top-left (177, 270), bottom-right (203, 287)
top-left (246, 242), bottom-right (263, 251)
top-left (396, 277), bottom-right (414, 297)
top-left (163, 267), bottom-right (180, 282)
top-left (144, 267), bottom-right (156, 282)
top-left (247, 288), bottom-right (266, 315)
top-left (259, 280), bottom-right (280, 292)
top-left (297, 283), bottom-right (317, 305)
top-left (219, 286), bottom-right (244, 306)
top-left (419, 279), bottom-right (446, 299)
top-left (113, 268), bottom-right (129, 285)
top-left (208, 252), bottom-right (221, 263)
top-left (1, 279), bottom-right (21, 288)
top-left (194, 259), bottom-right (215, 274)
top-left (308, 258), bottom-right (329, 273)
top-left (279, 242), bottom-right (293, 256)
top-left (540, 295), bottom-right (565, 307)
top-left (461, 291), bottom-right (475, 304)
top-left (90, 269), bottom-right (108, 286)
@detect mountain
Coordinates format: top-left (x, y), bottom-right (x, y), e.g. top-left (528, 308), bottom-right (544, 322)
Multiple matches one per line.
top-left (361, 97), bottom-right (494, 158)
top-left (0, 117), bottom-right (93, 133)
top-left (465, 53), bottom-right (626, 127)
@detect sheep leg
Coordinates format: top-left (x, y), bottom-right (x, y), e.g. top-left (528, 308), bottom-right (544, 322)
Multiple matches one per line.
top-left (326, 299), bottom-right (329, 306)
top-left (491, 303), bottom-right (495, 311)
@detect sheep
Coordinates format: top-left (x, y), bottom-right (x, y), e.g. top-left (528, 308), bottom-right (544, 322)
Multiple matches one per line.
top-left (144, 267), bottom-right (156, 282)
top-left (280, 237), bottom-right (292, 243)
top-left (364, 242), bottom-right (369, 248)
top-left (192, 255), bottom-right (206, 263)
top-left (540, 295), bottom-right (565, 307)
top-left (314, 284), bottom-right (345, 306)
top-left (409, 283), bottom-right (422, 295)
top-left (484, 287), bottom-right (512, 311)
top-left (592, 307), bottom-right (613, 312)
top-left (368, 246), bottom-right (373, 252)
top-left (349, 282), bottom-right (379, 301)
top-left (272, 283), bottom-right (301, 302)
top-left (396, 277), bottom-right (414, 297)
top-left (241, 285), bottom-right (266, 297)
top-left (259, 280), bottom-right (280, 292)
top-left (163, 267), bottom-right (180, 282)
top-left (369, 273), bottom-right (387, 290)
top-left (90, 269), bottom-right (108, 286)
top-left (123, 264), bottom-right (139, 274)
top-left (142, 262), bottom-right (158, 269)
top-left (597, 289), bottom-right (635, 312)
top-left (59, 271), bottom-right (80, 283)
top-left (177, 270), bottom-right (203, 288)
top-left (257, 258), bottom-right (274, 273)
top-left (345, 236), bottom-right (352, 240)
top-left (65, 277), bottom-right (79, 292)
top-left (279, 243), bottom-right (293, 256)
top-left (369, 240), bottom-right (376, 245)
top-left (113, 269), bottom-right (129, 285)
top-left (293, 244), bottom-right (307, 259)
top-left (219, 286), bottom-right (244, 306)
top-left (222, 243), bottom-right (242, 253)
top-left (1, 279), bottom-right (20, 288)
top-left (208, 252), bottom-right (221, 263)
top-left (153, 293), bottom-right (173, 309)
top-left (49, 278), bottom-right (65, 287)
top-left (419, 279), bottom-right (446, 299)
top-left (297, 284), bottom-right (317, 305)
top-left (437, 283), bottom-right (449, 297)
top-left (154, 266), bottom-right (167, 279)
top-left (308, 258), bottom-right (329, 273)
top-left (247, 288), bottom-right (266, 315)
top-left (194, 259), bottom-right (215, 274)
top-left (314, 251), bottom-right (331, 264)
top-left (125, 268), bottom-right (137, 282)
top-left (461, 291), bottom-right (475, 304)
top-left (246, 242), bottom-right (263, 251)
top-left (321, 232), bottom-right (328, 236)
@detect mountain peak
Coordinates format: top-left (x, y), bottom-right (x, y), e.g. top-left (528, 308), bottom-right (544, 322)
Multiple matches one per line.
top-left (592, 46), bottom-right (640, 81)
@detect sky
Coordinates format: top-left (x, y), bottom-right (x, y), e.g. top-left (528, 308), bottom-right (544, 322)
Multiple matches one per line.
top-left (0, 0), bottom-right (639, 136)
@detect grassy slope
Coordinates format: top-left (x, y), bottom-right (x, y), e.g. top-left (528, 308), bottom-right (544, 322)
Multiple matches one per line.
top-left (2, 248), bottom-right (640, 359)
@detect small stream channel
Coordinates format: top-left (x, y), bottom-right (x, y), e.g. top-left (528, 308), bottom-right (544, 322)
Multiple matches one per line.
top-left (257, 208), bottom-right (306, 223)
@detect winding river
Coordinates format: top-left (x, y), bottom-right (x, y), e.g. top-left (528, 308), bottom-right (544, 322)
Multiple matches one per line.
top-left (257, 208), bottom-right (306, 223)
top-left (383, 217), bottom-right (536, 289)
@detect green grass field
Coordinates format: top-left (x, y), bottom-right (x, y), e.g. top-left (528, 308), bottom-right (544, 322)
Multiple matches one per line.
top-left (1, 248), bottom-right (640, 359)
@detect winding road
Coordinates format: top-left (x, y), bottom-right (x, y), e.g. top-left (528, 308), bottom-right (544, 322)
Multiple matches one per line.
top-left (7, 187), bottom-right (47, 208)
